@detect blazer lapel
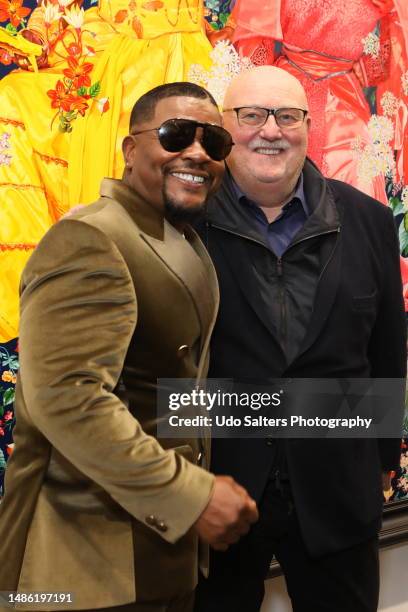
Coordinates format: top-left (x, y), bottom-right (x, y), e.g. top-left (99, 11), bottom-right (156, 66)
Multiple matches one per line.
top-left (186, 228), bottom-right (220, 382)
top-left (100, 178), bottom-right (219, 345)
top-left (187, 227), bottom-right (220, 346)
top-left (141, 222), bottom-right (219, 348)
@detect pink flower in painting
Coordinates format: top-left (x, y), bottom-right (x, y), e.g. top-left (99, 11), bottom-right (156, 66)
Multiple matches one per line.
top-left (0, 132), bottom-right (12, 166)
top-left (0, 132), bottom-right (10, 149)
top-left (0, 152), bottom-right (12, 166)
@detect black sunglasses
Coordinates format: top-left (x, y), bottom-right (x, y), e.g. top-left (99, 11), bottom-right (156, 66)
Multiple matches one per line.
top-left (131, 118), bottom-right (234, 161)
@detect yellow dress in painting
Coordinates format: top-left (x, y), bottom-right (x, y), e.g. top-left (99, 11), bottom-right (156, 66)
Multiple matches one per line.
top-left (0, 0), bottom-right (212, 341)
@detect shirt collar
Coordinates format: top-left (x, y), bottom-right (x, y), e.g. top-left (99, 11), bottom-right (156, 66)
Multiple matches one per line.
top-left (230, 170), bottom-right (309, 218)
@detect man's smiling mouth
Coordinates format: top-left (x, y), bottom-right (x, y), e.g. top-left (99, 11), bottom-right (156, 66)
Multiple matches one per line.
top-left (169, 171), bottom-right (208, 185)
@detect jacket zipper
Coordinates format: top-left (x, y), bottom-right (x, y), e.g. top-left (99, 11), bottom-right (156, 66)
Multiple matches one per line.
top-left (276, 257), bottom-right (286, 348)
top-left (209, 222), bottom-right (341, 349)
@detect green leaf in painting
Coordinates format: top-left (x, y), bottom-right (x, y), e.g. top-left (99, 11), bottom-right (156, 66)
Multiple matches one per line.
top-left (219, 12), bottom-right (228, 27)
top-left (8, 356), bottom-right (19, 370)
top-left (389, 197), bottom-right (404, 216)
top-left (0, 450), bottom-right (6, 471)
top-left (5, 24), bottom-right (17, 36)
top-left (89, 81), bottom-right (101, 98)
top-left (3, 387), bottom-right (15, 406)
top-left (398, 221), bottom-right (408, 256)
top-left (1, 355), bottom-right (19, 370)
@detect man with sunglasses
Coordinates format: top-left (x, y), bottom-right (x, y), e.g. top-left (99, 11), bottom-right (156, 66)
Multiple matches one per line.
top-left (0, 82), bottom-right (258, 612)
top-left (194, 66), bottom-right (406, 612)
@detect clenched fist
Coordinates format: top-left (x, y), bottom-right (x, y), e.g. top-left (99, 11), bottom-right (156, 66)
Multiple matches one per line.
top-left (194, 475), bottom-right (258, 551)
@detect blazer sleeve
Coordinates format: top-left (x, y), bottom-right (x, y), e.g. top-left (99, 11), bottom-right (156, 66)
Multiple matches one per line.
top-left (18, 218), bottom-right (214, 543)
top-left (367, 207), bottom-right (407, 471)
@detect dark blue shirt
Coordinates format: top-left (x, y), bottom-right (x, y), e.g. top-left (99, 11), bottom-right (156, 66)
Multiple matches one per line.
top-left (232, 174), bottom-right (309, 257)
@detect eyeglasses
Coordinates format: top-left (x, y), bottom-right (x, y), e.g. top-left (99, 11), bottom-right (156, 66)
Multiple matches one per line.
top-left (223, 107), bottom-right (308, 129)
top-left (130, 118), bottom-right (234, 161)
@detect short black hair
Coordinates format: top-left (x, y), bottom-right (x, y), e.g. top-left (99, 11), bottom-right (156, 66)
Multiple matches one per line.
top-left (129, 82), bottom-right (218, 131)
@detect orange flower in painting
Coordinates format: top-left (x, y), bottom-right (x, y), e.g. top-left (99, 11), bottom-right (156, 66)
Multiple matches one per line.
top-left (69, 96), bottom-right (89, 116)
top-left (0, 48), bottom-right (13, 65)
top-left (63, 56), bottom-right (93, 88)
top-left (67, 42), bottom-right (82, 58)
top-left (0, 0), bottom-right (31, 27)
top-left (1, 370), bottom-right (13, 383)
top-left (47, 80), bottom-right (77, 112)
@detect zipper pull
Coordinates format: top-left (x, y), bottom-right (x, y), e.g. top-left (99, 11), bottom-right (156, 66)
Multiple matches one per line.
top-left (277, 257), bottom-right (283, 277)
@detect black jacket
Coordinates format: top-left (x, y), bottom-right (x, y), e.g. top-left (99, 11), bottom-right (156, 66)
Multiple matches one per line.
top-left (196, 159), bottom-right (406, 558)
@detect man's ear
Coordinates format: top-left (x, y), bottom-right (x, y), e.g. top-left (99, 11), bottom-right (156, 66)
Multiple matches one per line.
top-left (122, 135), bottom-right (136, 168)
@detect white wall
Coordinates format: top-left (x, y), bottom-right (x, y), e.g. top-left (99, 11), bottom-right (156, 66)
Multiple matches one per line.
top-left (261, 543), bottom-right (408, 612)
top-left (377, 544), bottom-right (408, 612)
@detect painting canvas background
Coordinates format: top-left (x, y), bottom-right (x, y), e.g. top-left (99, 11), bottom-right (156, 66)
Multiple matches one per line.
top-left (0, 0), bottom-right (407, 502)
